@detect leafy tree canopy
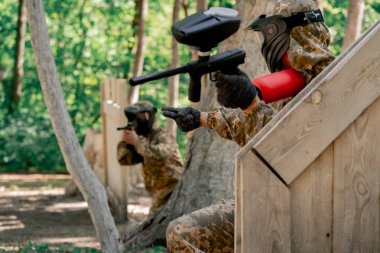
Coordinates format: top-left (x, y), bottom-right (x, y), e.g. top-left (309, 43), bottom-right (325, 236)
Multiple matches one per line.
top-left (0, 0), bottom-right (378, 172)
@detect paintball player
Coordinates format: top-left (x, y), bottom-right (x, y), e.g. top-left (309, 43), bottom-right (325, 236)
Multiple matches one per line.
top-left (117, 101), bottom-right (183, 215)
top-left (162, 0), bottom-right (336, 252)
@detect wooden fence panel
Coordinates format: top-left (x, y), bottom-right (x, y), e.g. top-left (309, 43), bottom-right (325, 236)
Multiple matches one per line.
top-left (251, 21), bottom-right (380, 184)
top-left (236, 151), bottom-right (291, 253)
top-left (289, 144), bottom-right (333, 252)
top-left (101, 77), bottom-right (128, 220)
top-left (333, 97), bottom-right (380, 253)
top-left (236, 21), bottom-right (380, 253)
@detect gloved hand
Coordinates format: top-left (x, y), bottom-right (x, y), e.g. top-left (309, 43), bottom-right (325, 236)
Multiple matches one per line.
top-left (162, 106), bottom-right (201, 132)
top-left (215, 69), bottom-right (258, 110)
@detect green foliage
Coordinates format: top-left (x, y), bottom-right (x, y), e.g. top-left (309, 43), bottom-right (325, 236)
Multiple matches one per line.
top-left (0, 241), bottom-right (100, 253)
top-left (209, 0), bottom-right (235, 8)
top-left (141, 246), bottom-right (166, 253)
top-left (324, 0), bottom-right (380, 55)
top-left (0, 0), bottom-right (379, 172)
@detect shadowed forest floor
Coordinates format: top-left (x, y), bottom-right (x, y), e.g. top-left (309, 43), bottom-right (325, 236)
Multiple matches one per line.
top-left (0, 174), bottom-right (156, 252)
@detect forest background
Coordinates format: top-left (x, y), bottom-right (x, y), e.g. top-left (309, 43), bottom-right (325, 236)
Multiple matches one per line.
top-left (0, 0), bottom-right (379, 173)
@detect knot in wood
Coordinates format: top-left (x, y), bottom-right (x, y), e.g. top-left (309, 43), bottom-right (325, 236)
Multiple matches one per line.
top-left (311, 89), bottom-right (323, 105)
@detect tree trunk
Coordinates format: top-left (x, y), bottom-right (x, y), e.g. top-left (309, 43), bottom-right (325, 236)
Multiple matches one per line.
top-left (166, 0), bottom-right (182, 136)
top-left (343, 0), bottom-right (364, 50)
top-left (128, 0), bottom-right (148, 105)
top-left (25, 1), bottom-right (123, 252)
top-left (196, 0), bottom-right (207, 12)
top-left (124, 0), bottom-right (274, 250)
top-left (182, 0), bottom-right (189, 17)
top-left (9, 0), bottom-right (27, 111)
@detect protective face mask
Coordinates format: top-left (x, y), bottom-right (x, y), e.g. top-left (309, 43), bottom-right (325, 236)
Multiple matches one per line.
top-left (135, 118), bottom-right (154, 136)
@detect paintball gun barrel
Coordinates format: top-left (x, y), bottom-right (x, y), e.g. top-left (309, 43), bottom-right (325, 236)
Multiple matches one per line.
top-left (128, 7), bottom-right (245, 102)
top-left (117, 122), bottom-right (134, 131)
top-left (130, 49), bottom-right (245, 102)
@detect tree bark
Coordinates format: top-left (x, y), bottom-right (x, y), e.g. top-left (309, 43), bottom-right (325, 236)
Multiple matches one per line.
top-left (196, 0), bottom-right (207, 12)
top-left (25, 1), bottom-right (123, 252)
top-left (128, 0), bottom-right (148, 105)
top-left (343, 0), bottom-right (364, 50)
top-left (124, 0), bottom-right (274, 250)
top-left (9, 0), bottom-right (27, 111)
top-left (166, 0), bottom-right (182, 136)
top-left (182, 0), bottom-right (189, 17)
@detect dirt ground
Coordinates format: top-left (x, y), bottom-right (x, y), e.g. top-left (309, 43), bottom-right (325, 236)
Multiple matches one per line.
top-left (0, 174), bottom-right (153, 252)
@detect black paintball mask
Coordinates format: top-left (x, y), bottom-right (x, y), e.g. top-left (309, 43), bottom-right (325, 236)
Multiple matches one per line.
top-left (124, 105), bottom-right (157, 137)
top-left (248, 9), bottom-right (324, 72)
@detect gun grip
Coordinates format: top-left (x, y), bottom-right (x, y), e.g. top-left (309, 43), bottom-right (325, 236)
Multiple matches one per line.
top-left (189, 75), bottom-right (201, 102)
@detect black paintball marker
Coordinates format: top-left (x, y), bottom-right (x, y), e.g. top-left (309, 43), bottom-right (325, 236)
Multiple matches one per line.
top-left (129, 7), bottom-right (245, 102)
top-left (116, 122), bottom-right (135, 131)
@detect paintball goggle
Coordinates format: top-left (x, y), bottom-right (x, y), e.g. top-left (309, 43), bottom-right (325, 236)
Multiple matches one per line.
top-left (117, 105), bottom-right (157, 131)
top-left (248, 9), bottom-right (324, 72)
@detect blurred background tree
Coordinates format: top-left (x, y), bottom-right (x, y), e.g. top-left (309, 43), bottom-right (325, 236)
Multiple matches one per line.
top-left (0, 0), bottom-right (378, 173)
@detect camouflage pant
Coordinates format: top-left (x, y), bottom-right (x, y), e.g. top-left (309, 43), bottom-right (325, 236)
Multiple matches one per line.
top-left (149, 187), bottom-right (174, 214)
top-left (166, 199), bottom-right (234, 253)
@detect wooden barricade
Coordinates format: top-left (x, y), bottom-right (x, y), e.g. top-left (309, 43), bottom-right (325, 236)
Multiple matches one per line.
top-left (101, 77), bottom-right (129, 220)
top-left (235, 21), bottom-right (380, 252)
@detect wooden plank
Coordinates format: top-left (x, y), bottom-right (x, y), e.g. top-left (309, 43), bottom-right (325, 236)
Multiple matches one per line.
top-left (100, 81), bottom-right (109, 186)
top-left (333, 96), bottom-right (380, 253)
top-left (252, 21), bottom-right (380, 184)
top-left (289, 144), bottom-right (333, 252)
top-left (235, 154), bottom-right (243, 252)
top-left (101, 77), bottom-right (129, 220)
top-left (103, 77), bottom-right (111, 101)
top-left (117, 79), bottom-right (127, 109)
top-left (110, 77), bottom-right (117, 102)
top-left (103, 102), bottom-right (123, 119)
top-left (237, 151), bottom-right (291, 253)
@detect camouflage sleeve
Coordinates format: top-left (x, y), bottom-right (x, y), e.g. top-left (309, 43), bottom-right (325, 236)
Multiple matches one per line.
top-left (117, 141), bottom-right (144, 165)
top-left (135, 130), bottom-right (176, 161)
top-left (288, 23), bottom-right (336, 83)
top-left (206, 103), bottom-right (277, 147)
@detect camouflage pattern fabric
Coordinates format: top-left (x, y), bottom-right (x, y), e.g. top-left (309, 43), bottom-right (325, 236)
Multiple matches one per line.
top-left (167, 1), bottom-right (336, 251)
top-left (167, 199), bottom-right (235, 253)
top-left (207, 103), bottom-right (276, 147)
top-left (269, 0), bottom-right (336, 83)
top-left (117, 126), bottom-right (183, 214)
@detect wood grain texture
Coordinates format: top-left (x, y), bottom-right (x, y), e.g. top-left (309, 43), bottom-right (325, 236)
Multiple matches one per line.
top-left (237, 151), bottom-right (291, 253)
top-left (333, 97), bottom-right (380, 253)
top-left (253, 21), bottom-right (380, 184)
top-left (102, 78), bottom-right (128, 220)
top-left (235, 154), bottom-right (243, 252)
top-left (289, 144), bottom-right (333, 252)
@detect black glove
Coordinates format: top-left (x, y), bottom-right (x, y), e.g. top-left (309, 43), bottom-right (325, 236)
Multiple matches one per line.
top-left (215, 69), bottom-right (258, 109)
top-left (161, 106), bottom-right (201, 132)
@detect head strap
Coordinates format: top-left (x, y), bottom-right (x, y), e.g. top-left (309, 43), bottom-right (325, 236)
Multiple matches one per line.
top-left (284, 9), bottom-right (324, 29)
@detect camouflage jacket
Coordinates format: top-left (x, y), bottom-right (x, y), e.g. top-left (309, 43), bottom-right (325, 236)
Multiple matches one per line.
top-left (207, 103), bottom-right (276, 147)
top-left (117, 127), bottom-right (183, 194)
top-left (207, 45), bottom-right (335, 147)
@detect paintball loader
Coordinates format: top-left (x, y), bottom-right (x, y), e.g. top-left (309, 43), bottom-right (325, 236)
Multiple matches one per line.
top-left (129, 7), bottom-right (246, 102)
